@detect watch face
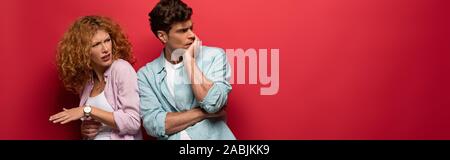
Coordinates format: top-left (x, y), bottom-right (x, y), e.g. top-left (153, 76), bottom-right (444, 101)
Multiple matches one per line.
top-left (84, 106), bottom-right (91, 113)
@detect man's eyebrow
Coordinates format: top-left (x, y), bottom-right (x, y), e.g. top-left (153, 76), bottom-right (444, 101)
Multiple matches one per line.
top-left (177, 27), bottom-right (189, 31)
top-left (176, 24), bottom-right (193, 32)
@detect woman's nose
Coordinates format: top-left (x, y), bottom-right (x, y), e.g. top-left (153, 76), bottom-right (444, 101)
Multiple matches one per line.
top-left (101, 43), bottom-right (108, 51)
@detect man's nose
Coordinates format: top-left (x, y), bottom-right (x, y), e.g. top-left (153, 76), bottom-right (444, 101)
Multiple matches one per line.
top-left (187, 30), bottom-right (195, 40)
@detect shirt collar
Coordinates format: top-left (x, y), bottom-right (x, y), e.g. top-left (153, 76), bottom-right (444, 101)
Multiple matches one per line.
top-left (87, 59), bottom-right (115, 84)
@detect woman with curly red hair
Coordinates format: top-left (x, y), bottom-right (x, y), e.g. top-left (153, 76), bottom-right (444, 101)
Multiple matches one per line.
top-left (49, 16), bottom-right (142, 140)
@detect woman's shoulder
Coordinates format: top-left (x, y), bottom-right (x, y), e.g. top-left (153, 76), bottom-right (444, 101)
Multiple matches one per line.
top-left (112, 58), bottom-right (133, 69)
top-left (110, 59), bottom-right (136, 76)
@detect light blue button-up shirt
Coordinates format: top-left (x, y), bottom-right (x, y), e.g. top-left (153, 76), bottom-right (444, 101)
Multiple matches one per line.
top-left (138, 46), bottom-right (236, 140)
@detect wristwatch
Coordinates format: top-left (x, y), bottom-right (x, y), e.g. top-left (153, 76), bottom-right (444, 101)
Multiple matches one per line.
top-left (83, 105), bottom-right (92, 117)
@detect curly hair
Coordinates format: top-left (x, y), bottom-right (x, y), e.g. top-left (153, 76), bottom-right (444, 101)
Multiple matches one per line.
top-left (148, 0), bottom-right (193, 36)
top-left (56, 15), bottom-right (135, 93)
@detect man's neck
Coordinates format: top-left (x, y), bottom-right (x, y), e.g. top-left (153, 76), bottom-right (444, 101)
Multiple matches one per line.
top-left (164, 47), bottom-right (182, 64)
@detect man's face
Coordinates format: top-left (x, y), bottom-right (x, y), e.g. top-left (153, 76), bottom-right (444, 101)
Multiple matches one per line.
top-left (164, 20), bottom-right (195, 51)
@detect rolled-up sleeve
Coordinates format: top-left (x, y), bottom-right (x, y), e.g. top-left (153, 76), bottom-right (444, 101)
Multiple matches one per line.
top-left (112, 63), bottom-right (142, 135)
top-left (137, 69), bottom-right (168, 139)
top-left (199, 49), bottom-right (232, 113)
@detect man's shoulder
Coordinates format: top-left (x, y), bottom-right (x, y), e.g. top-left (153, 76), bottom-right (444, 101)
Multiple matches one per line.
top-left (202, 46), bottom-right (226, 57)
top-left (137, 56), bottom-right (163, 77)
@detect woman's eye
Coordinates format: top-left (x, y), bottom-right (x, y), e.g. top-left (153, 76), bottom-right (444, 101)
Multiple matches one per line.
top-left (92, 43), bottom-right (100, 47)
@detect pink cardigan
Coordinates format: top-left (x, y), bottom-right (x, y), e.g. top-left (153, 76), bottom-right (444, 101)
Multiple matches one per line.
top-left (79, 59), bottom-right (142, 140)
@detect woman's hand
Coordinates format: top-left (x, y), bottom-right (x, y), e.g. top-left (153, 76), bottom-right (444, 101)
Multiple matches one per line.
top-left (49, 107), bottom-right (84, 124)
top-left (81, 119), bottom-right (101, 140)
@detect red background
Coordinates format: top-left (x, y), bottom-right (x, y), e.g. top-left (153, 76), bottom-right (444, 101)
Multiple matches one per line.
top-left (1, 0), bottom-right (450, 139)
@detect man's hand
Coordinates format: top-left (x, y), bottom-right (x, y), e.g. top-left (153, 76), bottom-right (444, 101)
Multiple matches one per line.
top-left (183, 35), bottom-right (201, 60)
top-left (81, 119), bottom-right (101, 140)
top-left (205, 106), bottom-right (227, 119)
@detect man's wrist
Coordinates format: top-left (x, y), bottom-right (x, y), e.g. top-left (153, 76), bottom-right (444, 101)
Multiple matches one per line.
top-left (192, 107), bottom-right (207, 120)
top-left (183, 53), bottom-right (194, 63)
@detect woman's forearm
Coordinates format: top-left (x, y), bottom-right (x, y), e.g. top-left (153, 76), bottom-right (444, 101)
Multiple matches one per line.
top-left (90, 106), bottom-right (117, 129)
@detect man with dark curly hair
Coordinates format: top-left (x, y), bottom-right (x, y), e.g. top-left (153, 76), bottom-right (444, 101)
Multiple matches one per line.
top-left (138, 0), bottom-right (235, 140)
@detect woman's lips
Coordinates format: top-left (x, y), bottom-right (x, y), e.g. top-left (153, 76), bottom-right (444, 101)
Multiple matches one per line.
top-left (101, 54), bottom-right (111, 62)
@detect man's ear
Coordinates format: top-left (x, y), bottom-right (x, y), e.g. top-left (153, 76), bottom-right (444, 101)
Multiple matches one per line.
top-left (157, 31), bottom-right (168, 44)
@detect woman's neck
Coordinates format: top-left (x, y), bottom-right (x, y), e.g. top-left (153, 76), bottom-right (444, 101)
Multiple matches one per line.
top-left (92, 65), bottom-right (107, 82)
